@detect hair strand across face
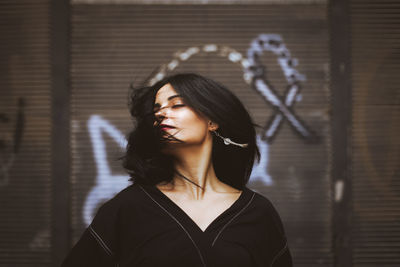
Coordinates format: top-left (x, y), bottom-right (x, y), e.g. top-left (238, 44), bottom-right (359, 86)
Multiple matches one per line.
top-left (122, 73), bottom-right (259, 189)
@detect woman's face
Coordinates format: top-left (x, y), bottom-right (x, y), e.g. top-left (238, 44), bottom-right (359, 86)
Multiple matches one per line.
top-left (153, 83), bottom-right (212, 147)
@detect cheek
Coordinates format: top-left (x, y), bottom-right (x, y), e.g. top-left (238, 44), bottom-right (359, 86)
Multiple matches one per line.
top-left (178, 111), bottom-right (209, 133)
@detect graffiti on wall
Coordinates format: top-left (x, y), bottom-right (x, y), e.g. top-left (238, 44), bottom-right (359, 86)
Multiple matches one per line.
top-left (84, 115), bottom-right (273, 225)
top-left (149, 34), bottom-right (315, 142)
top-left (83, 34), bottom-right (315, 225)
top-left (0, 98), bottom-right (25, 186)
top-left (84, 115), bottom-right (130, 225)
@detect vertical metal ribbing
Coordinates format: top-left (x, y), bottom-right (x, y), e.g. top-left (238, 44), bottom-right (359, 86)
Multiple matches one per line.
top-left (329, 0), bottom-right (353, 266)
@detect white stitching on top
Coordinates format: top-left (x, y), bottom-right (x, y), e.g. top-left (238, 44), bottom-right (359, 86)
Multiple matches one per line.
top-left (88, 225), bottom-right (114, 257)
top-left (270, 241), bottom-right (288, 267)
top-left (211, 192), bottom-right (256, 247)
top-left (139, 185), bottom-right (207, 267)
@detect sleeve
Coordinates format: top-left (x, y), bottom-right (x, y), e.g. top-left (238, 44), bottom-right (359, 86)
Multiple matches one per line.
top-left (261, 196), bottom-right (293, 267)
top-left (270, 238), bottom-right (293, 267)
top-left (61, 199), bottom-right (120, 267)
top-left (262, 195), bottom-right (293, 267)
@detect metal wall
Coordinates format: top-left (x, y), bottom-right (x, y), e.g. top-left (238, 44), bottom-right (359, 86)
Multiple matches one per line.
top-left (0, 0), bottom-right (399, 266)
top-left (0, 1), bottom-right (52, 266)
top-left (351, 0), bottom-right (400, 266)
top-left (70, 2), bottom-right (331, 266)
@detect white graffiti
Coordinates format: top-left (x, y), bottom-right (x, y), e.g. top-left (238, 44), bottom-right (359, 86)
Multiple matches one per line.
top-left (249, 135), bottom-right (273, 186)
top-left (148, 34), bottom-right (313, 142)
top-left (83, 115), bottom-right (130, 225)
top-left (148, 43), bottom-right (252, 86)
top-left (84, 115), bottom-right (272, 225)
top-left (82, 33), bottom-right (311, 224)
top-left (246, 34), bottom-right (312, 140)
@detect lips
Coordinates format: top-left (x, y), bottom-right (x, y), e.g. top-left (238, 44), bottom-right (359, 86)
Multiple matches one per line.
top-left (159, 124), bottom-right (176, 131)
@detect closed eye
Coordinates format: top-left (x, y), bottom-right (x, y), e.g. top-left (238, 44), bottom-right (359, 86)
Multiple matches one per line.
top-left (153, 102), bottom-right (186, 113)
top-left (172, 104), bottom-right (185, 108)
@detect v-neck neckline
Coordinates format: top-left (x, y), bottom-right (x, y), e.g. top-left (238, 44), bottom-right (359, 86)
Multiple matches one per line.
top-left (147, 184), bottom-right (250, 234)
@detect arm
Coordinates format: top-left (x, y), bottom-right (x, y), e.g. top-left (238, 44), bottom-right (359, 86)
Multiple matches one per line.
top-left (270, 238), bottom-right (293, 267)
top-left (262, 195), bottom-right (293, 267)
top-left (61, 199), bottom-right (120, 267)
top-left (61, 225), bottom-right (117, 267)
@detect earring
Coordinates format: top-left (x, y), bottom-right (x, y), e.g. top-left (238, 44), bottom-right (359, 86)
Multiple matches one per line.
top-left (208, 121), bottom-right (217, 131)
top-left (212, 131), bottom-right (248, 148)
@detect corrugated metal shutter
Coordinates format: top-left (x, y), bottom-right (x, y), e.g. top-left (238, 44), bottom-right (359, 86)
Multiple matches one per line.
top-left (70, 3), bottom-right (331, 265)
top-left (0, 0), bottom-right (52, 266)
top-left (351, 0), bottom-right (400, 266)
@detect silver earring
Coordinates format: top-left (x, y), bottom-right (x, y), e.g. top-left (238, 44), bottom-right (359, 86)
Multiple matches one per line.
top-left (213, 131), bottom-right (248, 148)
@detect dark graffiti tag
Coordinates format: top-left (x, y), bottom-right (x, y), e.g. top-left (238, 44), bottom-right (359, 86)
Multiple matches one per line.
top-left (0, 98), bottom-right (25, 186)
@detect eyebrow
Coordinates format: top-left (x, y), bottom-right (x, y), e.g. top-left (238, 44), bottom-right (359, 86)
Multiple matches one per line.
top-left (153, 94), bottom-right (182, 108)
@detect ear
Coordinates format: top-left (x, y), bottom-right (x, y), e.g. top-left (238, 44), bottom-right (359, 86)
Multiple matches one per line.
top-left (208, 121), bottom-right (219, 131)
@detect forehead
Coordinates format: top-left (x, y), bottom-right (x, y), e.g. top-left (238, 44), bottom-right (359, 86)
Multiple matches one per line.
top-left (155, 83), bottom-right (179, 102)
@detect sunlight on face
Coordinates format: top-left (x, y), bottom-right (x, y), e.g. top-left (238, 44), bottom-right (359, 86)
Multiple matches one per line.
top-left (154, 83), bottom-right (211, 147)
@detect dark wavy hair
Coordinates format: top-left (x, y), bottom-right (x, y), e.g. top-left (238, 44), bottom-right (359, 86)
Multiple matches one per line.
top-left (123, 73), bottom-right (259, 190)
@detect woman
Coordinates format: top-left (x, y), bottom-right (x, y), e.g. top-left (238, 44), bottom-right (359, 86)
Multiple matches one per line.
top-left (62, 73), bottom-right (292, 266)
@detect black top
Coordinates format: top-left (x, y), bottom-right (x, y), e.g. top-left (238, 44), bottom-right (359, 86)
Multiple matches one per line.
top-left (62, 183), bottom-right (292, 267)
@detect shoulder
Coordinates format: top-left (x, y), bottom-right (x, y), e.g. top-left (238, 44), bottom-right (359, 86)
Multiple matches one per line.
top-left (244, 188), bottom-right (293, 265)
top-left (245, 187), bottom-right (280, 214)
top-left (89, 184), bottom-right (146, 241)
top-left (91, 183), bottom-right (147, 222)
top-left (76, 183), bottom-right (151, 262)
top-left (107, 183), bottom-right (144, 203)
top-left (245, 187), bottom-right (286, 236)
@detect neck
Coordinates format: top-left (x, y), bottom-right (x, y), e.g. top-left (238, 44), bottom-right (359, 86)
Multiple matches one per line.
top-left (170, 136), bottom-right (219, 199)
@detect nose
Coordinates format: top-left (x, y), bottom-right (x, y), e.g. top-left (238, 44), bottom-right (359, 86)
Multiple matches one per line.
top-left (154, 108), bottom-right (167, 123)
top-left (155, 107), bottom-right (166, 117)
